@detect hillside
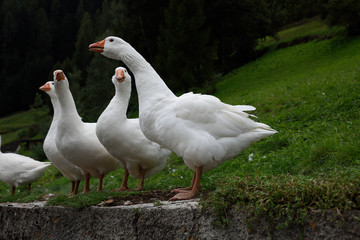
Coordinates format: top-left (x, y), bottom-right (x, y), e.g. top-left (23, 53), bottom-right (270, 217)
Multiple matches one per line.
top-left (205, 34), bottom-right (360, 225)
top-left (0, 20), bottom-right (359, 225)
top-left (216, 35), bottom-right (360, 176)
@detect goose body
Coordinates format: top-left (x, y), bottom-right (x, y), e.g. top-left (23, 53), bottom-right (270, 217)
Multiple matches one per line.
top-left (53, 70), bottom-right (120, 193)
top-left (90, 36), bottom-right (277, 200)
top-left (0, 135), bottom-right (51, 195)
top-left (40, 81), bottom-right (83, 195)
top-left (96, 67), bottom-right (171, 190)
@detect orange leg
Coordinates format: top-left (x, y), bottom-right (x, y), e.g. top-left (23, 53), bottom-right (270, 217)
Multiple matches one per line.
top-left (71, 181), bottom-right (75, 193)
top-left (170, 166), bottom-right (202, 201)
top-left (69, 180), bottom-right (80, 197)
top-left (112, 168), bottom-right (129, 192)
top-left (134, 168), bottom-right (146, 191)
top-left (74, 180), bottom-right (80, 194)
top-left (11, 186), bottom-right (15, 195)
top-left (97, 173), bottom-right (105, 191)
top-left (172, 171), bottom-right (196, 193)
top-left (83, 173), bottom-right (90, 194)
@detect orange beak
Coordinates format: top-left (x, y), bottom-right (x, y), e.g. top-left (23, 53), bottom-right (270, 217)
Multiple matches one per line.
top-left (54, 70), bottom-right (65, 81)
top-left (89, 39), bottom-right (105, 53)
top-left (115, 69), bottom-right (125, 82)
top-left (39, 82), bottom-right (51, 92)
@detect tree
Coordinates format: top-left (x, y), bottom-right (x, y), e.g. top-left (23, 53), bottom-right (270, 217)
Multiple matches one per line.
top-left (325, 0), bottom-right (360, 35)
top-left (0, 1), bottom-right (23, 116)
top-left (49, 0), bottom-right (80, 63)
top-left (72, 12), bottom-right (95, 86)
top-left (207, 0), bottom-right (274, 73)
top-left (98, 0), bottom-right (168, 63)
top-left (155, 0), bottom-right (217, 94)
top-left (78, 55), bottom-right (119, 122)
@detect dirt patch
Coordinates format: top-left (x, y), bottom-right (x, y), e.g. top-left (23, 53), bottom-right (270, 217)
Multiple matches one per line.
top-left (98, 190), bottom-right (177, 207)
top-left (277, 35), bottom-right (332, 49)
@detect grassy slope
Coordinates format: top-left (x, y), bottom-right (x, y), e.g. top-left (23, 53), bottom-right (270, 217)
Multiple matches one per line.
top-left (216, 36), bottom-right (360, 176)
top-left (259, 16), bottom-right (344, 49)
top-left (205, 35), bottom-right (360, 225)
top-left (0, 110), bottom-right (45, 144)
top-left (0, 20), bottom-right (359, 217)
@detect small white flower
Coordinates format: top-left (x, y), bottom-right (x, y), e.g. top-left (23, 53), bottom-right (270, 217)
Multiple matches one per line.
top-left (262, 156), bottom-right (267, 159)
top-left (248, 153), bottom-right (254, 161)
top-left (322, 92), bottom-right (326, 95)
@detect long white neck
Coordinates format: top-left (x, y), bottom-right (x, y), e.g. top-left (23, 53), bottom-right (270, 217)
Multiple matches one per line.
top-left (55, 80), bottom-right (82, 126)
top-left (48, 94), bottom-right (60, 131)
top-left (107, 43), bottom-right (176, 112)
top-left (104, 81), bottom-right (131, 121)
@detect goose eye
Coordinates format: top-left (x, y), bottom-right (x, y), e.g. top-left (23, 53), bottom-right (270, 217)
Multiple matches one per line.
top-left (109, 38), bottom-right (114, 42)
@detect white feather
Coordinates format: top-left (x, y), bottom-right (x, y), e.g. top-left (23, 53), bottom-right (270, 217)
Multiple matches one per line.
top-left (96, 67), bottom-right (171, 179)
top-left (0, 135), bottom-right (51, 188)
top-left (41, 81), bottom-right (84, 182)
top-left (53, 71), bottom-right (120, 178)
top-left (99, 36), bottom-right (277, 173)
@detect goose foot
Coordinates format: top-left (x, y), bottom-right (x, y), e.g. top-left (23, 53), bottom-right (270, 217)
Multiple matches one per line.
top-left (170, 190), bottom-right (198, 201)
top-left (131, 186), bottom-right (143, 191)
top-left (172, 171), bottom-right (197, 193)
top-left (172, 185), bottom-right (202, 193)
top-left (112, 187), bottom-right (128, 192)
top-left (170, 166), bottom-right (202, 201)
top-left (171, 186), bottom-right (192, 193)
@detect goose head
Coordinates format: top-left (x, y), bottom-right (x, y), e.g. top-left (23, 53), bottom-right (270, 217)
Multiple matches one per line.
top-left (89, 36), bottom-right (133, 61)
top-left (53, 69), bottom-right (69, 90)
top-left (112, 67), bottom-right (131, 85)
top-left (54, 70), bottom-right (66, 81)
top-left (39, 81), bottom-right (56, 97)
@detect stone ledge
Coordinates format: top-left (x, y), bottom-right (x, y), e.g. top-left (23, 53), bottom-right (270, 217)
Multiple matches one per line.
top-left (0, 200), bottom-right (359, 239)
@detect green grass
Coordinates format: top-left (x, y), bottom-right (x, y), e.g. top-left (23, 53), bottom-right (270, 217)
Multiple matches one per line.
top-left (0, 106), bottom-right (51, 148)
top-left (205, 34), bottom-right (360, 226)
top-left (0, 18), bottom-right (359, 226)
top-left (259, 17), bottom-right (345, 49)
top-left (0, 110), bottom-right (42, 144)
top-left (201, 169), bottom-right (360, 228)
top-left (0, 110), bottom-right (40, 132)
top-left (216, 36), bottom-right (360, 175)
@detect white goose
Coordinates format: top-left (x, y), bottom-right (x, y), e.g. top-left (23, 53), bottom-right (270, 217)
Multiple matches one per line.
top-left (0, 135), bottom-right (51, 195)
top-left (53, 70), bottom-right (120, 193)
top-left (89, 37), bottom-right (277, 200)
top-left (96, 67), bottom-right (171, 191)
top-left (40, 81), bottom-right (84, 196)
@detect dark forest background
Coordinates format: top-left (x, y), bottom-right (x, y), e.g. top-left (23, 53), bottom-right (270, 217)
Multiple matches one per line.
top-left (0, 0), bottom-right (359, 121)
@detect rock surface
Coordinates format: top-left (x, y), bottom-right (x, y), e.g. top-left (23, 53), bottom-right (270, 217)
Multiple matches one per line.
top-left (0, 200), bottom-right (359, 239)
